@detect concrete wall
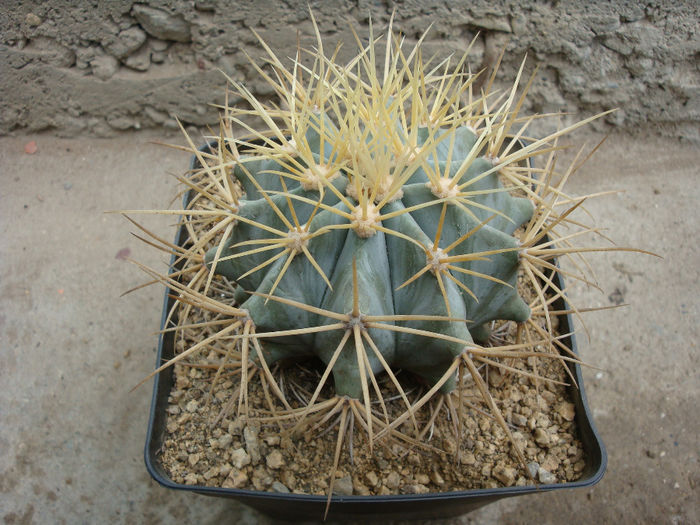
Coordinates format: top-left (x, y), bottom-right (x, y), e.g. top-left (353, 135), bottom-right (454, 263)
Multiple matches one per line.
top-left (1, 1), bottom-right (698, 140)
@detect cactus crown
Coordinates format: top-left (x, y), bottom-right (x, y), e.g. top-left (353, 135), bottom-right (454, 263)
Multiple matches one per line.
top-left (125, 14), bottom-right (650, 506)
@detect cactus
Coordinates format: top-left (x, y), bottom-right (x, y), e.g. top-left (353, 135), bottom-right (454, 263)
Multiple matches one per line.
top-left (204, 106), bottom-right (537, 399)
top-left (125, 15), bottom-right (651, 505)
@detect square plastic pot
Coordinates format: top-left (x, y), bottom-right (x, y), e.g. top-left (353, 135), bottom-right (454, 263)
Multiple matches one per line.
top-left (143, 143), bottom-right (607, 521)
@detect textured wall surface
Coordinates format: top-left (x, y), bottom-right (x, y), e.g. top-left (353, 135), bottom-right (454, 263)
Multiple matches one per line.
top-left (1, 1), bottom-right (698, 140)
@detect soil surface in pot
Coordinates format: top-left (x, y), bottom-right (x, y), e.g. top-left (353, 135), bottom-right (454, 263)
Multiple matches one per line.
top-left (157, 288), bottom-right (586, 496)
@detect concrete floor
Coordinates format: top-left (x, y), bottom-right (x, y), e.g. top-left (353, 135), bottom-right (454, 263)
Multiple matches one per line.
top-left (0, 130), bottom-right (697, 524)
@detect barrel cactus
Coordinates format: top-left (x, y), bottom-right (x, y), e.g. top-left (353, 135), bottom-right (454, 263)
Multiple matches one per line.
top-left (126, 15), bottom-right (648, 504)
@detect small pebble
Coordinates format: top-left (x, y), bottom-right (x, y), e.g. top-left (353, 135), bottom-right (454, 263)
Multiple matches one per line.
top-left (187, 453), bottom-right (200, 467)
top-left (365, 471), bottom-right (379, 487)
top-left (384, 471), bottom-right (400, 490)
top-left (538, 467), bottom-right (557, 484)
top-left (352, 478), bottom-right (371, 495)
top-left (404, 484), bottom-right (430, 494)
top-left (333, 475), bottom-right (353, 496)
top-left (493, 466), bottom-right (517, 486)
top-left (63, 182), bottom-right (73, 190)
top-left (527, 461), bottom-right (539, 479)
top-left (479, 418), bottom-right (491, 432)
top-left (185, 400), bottom-right (199, 413)
top-left (414, 473), bottom-right (430, 485)
top-left (219, 463), bottom-right (232, 477)
top-left (556, 402), bottom-right (576, 421)
top-left (24, 141), bottom-right (38, 154)
top-left (243, 425), bottom-right (261, 463)
top-left (25, 13), bottom-right (42, 26)
top-left (534, 428), bottom-right (551, 447)
top-left (230, 448), bottom-right (250, 469)
top-left (222, 470), bottom-right (248, 489)
top-left (271, 481), bottom-right (290, 493)
top-left (266, 450), bottom-right (284, 470)
top-left (264, 435), bottom-right (280, 446)
top-left (460, 451), bottom-right (476, 465)
top-left (251, 467), bottom-right (273, 490)
top-left (541, 454), bottom-right (560, 472)
top-left (281, 470), bottom-right (297, 490)
top-left (512, 413), bottom-right (528, 427)
top-left (430, 471), bottom-right (445, 485)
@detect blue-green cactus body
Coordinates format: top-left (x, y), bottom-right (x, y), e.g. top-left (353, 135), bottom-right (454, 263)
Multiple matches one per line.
top-left (205, 124), bottom-right (533, 398)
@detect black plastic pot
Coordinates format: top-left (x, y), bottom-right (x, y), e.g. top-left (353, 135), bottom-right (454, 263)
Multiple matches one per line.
top-left (144, 143), bottom-right (607, 521)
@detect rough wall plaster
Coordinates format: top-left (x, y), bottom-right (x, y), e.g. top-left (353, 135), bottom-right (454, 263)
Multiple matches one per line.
top-left (1, 1), bottom-right (698, 140)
